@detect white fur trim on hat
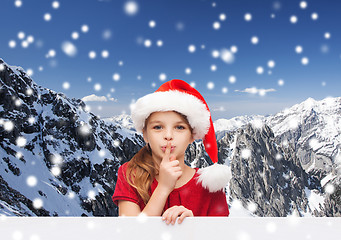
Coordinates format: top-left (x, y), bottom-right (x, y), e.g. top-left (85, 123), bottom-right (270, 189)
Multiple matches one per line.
top-left (131, 90), bottom-right (210, 139)
top-left (197, 164), bottom-right (232, 192)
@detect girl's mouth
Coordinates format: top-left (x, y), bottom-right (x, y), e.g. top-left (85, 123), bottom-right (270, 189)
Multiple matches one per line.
top-left (161, 146), bottom-right (175, 152)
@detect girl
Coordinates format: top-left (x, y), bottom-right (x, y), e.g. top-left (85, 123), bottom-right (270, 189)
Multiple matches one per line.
top-left (112, 79), bottom-right (231, 224)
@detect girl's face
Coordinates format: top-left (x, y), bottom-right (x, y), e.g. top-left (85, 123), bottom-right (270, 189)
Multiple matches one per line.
top-left (143, 111), bottom-right (194, 162)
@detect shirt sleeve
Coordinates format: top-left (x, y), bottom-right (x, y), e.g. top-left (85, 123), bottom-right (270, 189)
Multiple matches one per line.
top-left (112, 163), bottom-right (140, 207)
top-left (207, 190), bottom-right (230, 216)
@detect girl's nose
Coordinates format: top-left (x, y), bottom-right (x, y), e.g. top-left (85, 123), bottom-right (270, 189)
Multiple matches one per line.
top-left (164, 128), bottom-right (173, 140)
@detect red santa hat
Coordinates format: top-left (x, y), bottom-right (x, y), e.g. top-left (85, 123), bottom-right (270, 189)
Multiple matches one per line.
top-left (130, 79), bottom-right (231, 192)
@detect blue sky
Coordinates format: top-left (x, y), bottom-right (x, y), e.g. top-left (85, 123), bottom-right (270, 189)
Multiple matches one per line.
top-left (1, 0), bottom-right (341, 120)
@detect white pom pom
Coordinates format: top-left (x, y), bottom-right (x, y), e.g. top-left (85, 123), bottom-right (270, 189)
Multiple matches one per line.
top-left (197, 164), bottom-right (232, 192)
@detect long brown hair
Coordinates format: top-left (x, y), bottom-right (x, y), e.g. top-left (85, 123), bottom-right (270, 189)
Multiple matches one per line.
top-left (125, 111), bottom-right (193, 205)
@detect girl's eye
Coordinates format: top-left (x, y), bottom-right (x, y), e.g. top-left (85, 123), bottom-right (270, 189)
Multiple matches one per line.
top-left (153, 125), bottom-right (162, 130)
top-left (176, 125), bottom-right (185, 130)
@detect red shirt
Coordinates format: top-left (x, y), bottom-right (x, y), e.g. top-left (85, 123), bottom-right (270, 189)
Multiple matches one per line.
top-left (112, 162), bottom-right (229, 216)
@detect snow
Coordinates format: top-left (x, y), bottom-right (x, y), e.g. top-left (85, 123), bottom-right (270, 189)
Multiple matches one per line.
top-left (304, 187), bottom-right (325, 212)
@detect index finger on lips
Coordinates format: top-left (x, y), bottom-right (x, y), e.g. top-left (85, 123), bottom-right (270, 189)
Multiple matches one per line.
top-left (162, 142), bottom-right (171, 162)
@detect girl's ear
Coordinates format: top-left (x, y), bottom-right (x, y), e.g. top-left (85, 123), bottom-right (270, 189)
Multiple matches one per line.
top-left (142, 129), bottom-right (149, 143)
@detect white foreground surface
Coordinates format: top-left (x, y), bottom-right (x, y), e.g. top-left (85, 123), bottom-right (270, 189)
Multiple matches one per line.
top-left (1, 217), bottom-right (340, 240)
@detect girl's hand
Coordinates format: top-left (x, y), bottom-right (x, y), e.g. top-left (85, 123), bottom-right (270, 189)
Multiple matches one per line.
top-left (158, 142), bottom-right (182, 193)
top-left (162, 205), bottom-right (193, 225)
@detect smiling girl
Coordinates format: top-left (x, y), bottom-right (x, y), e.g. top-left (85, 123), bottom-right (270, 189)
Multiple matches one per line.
top-left (112, 79), bottom-right (231, 224)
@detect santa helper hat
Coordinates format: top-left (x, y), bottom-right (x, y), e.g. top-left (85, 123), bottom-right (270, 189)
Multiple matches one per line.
top-left (131, 79), bottom-right (231, 192)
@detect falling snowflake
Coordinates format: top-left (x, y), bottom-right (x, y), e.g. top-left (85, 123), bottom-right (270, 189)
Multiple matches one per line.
top-left (113, 140), bottom-right (121, 147)
top-left (210, 65), bottom-right (217, 71)
top-left (219, 13), bottom-right (226, 21)
top-left (52, 1), bottom-right (60, 9)
top-left (241, 149), bottom-right (251, 159)
top-left (230, 45), bottom-right (238, 53)
top-left (27, 176), bottom-right (38, 187)
top-left (63, 82), bottom-right (70, 90)
top-left (220, 49), bottom-right (234, 64)
top-left (244, 13), bottom-right (252, 21)
top-left (28, 116), bottom-right (35, 124)
top-left (325, 183), bottom-right (335, 194)
top-left (4, 121), bottom-right (14, 132)
top-left (295, 45), bottom-right (303, 54)
top-left (275, 153), bottom-right (282, 160)
top-left (94, 83), bottom-right (101, 91)
top-left (149, 20), bottom-right (156, 28)
top-left (101, 50), bottom-right (109, 58)
top-left (14, 0), bottom-right (22, 7)
top-left (124, 1), bottom-right (139, 16)
top-left (311, 12), bottom-right (319, 20)
top-left (81, 24), bottom-right (89, 33)
top-left (185, 68), bottom-right (191, 74)
top-left (256, 66), bottom-right (264, 74)
top-left (229, 75), bottom-right (236, 84)
top-left (212, 50), bottom-right (220, 58)
top-left (188, 44), bottom-right (196, 53)
top-left (71, 31), bottom-right (79, 40)
top-left (112, 73), bottom-right (120, 81)
top-left (222, 87), bottom-right (228, 94)
top-left (301, 57), bottom-right (309, 65)
top-left (61, 41), bottom-right (77, 57)
top-left (51, 166), bottom-right (61, 176)
top-left (213, 21), bottom-right (221, 30)
top-left (156, 40), bottom-right (163, 47)
top-left (33, 198), bottom-right (43, 209)
top-left (159, 73), bottom-right (167, 81)
top-left (300, 1), bottom-right (308, 9)
top-left (290, 15), bottom-right (298, 24)
top-left (144, 39), bottom-right (152, 47)
top-left (88, 190), bottom-right (96, 200)
top-left (16, 136), bottom-right (27, 147)
top-left (247, 201), bottom-right (257, 213)
top-left (89, 51), bottom-right (96, 59)
top-left (268, 60), bottom-right (275, 68)
top-left (324, 32), bottom-right (331, 39)
top-left (251, 36), bottom-right (259, 44)
top-left (207, 82), bottom-right (215, 90)
top-left (44, 13), bottom-right (52, 21)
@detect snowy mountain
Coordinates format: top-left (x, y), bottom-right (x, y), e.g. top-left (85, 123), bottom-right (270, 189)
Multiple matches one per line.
top-left (1, 58), bottom-right (340, 217)
top-left (0, 59), bottom-right (144, 216)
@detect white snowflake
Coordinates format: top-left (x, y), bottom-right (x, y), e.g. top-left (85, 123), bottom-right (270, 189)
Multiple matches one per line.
top-left (89, 51), bottom-right (96, 59)
top-left (241, 149), bottom-right (251, 159)
top-left (251, 36), bottom-right (259, 44)
top-left (185, 68), bottom-right (191, 74)
top-left (112, 73), bottom-right (120, 81)
top-left (18, 31), bottom-right (25, 39)
top-left (159, 73), bottom-right (167, 81)
top-left (4, 121), bottom-right (14, 132)
top-left (156, 40), bottom-right (163, 47)
top-left (268, 60), bottom-right (275, 68)
top-left (124, 1), bottom-right (139, 16)
top-left (311, 12), bottom-right (319, 20)
top-left (229, 75), bottom-right (236, 84)
top-left (52, 1), bottom-right (60, 9)
top-left (247, 201), bottom-right (257, 213)
top-left (61, 41), bottom-right (77, 57)
top-left (324, 32), bottom-right (331, 39)
top-left (16, 136), bottom-right (27, 147)
top-left (44, 13), bottom-right (52, 21)
top-left (212, 50), bottom-right (220, 58)
top-left (290, 15), bottom-right (298, 24)
top-left (51, 166), bottom-right (61, 176)
top-left (300, 1), bottom-right (308, 9)
top-left (144, 39), bottom-right (152, 48)
top-left (81, 24), bottom-right (89, 33)
top-left (88, 190), bottom-right (96, 200)
top-left (21, 41), bottom-right (29, 48)
top-left (219, 13), bottom-right (226, 21)
top-left (295, 45), bottom-right (303, 54)
top-left (188, 44), bottom-right (196, 53)
top-left (14, 0), bottom-right (22, 8)
top-left (207, 82), bottom-right (215, 90)
top-left (256, 66), bottom-right (264, 74)
top-left (301, 57), bottom-right (309, 65)
top-left (27, 176), bottom-right (38, 187)
top-left (210, 64), bottom-right (217, 71)
top-left (101, 50), bottom-right (109, 58)
top-left (63, 82), bottom-right (70, 90)
top-left (222, 87), bottom-right (228, 94)
top-left (71, 31), bottom-right (79, 40)
top-left (230, 45), bottom-right (238, 53)
top-left (33, 198), bottom-right (43, 209)
top-left (325, 183), bottom-right (335, 194)
top-left (244, 13), bottom-right (252, 21)
top-left (94, 83), bottom-right (101, 91)
top-left (220, 49), bottom-right (234, 64)
top-left (149, 20), bottom-right (156, 28)
top-left (213, 21), bottom-right (221, 30)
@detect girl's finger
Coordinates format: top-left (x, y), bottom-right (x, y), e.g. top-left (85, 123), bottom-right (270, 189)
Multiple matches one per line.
top-left (178, 210), bottom-right (193, 224)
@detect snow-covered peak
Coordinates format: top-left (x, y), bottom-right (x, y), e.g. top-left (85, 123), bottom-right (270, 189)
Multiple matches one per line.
top-left (103, 113), bottom-right (135, 130)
